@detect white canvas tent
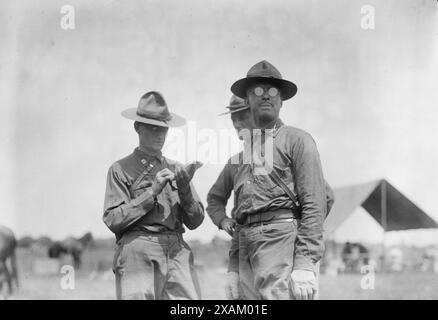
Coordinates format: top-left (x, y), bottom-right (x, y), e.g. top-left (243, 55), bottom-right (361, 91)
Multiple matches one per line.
top-left (324, 178), bottom-right (438, 236)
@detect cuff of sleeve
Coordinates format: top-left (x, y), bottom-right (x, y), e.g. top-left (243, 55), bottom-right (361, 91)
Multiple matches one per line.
top-left (181, 198), bottom-right (199, 215)
top-left (211, 212), bottom-right (227, 228)
top-left (179, 188), bottom-right (195, 205)
top-left (217, 215), bottom-right (227, 230)
top-left (179, 189), bottom-right (197, 211)
top-left (293, 255), bottom-right (316, 273)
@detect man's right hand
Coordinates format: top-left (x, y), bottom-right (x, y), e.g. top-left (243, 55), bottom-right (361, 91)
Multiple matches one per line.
top-left (151, 168), bottom-right (175, 196)
top-left (220, 217), bottom-right (236, 237)
top-left (225, 272), bottom-right (240, 300)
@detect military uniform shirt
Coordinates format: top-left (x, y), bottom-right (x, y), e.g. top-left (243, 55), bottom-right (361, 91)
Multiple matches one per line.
top-left (103, 148), bottom-right (204, 243)
top-left (207, 119), bottom-right (327, 271)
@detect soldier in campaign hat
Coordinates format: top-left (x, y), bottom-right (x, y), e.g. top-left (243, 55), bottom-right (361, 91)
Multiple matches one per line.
top-left (103, 91), bottom-right (204, 300)
top-left (207, 95), bottom-right (255, 299)
top-left (234, 60), bottom-right (328, 300)
top-left (208, 87), bottom-right (334, 300)
top-left (209, 61), bottom-right (331, 300)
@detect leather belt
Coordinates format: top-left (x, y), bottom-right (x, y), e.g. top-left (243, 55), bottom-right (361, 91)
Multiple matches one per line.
top-left (237, 208), bottom-right (300, 227)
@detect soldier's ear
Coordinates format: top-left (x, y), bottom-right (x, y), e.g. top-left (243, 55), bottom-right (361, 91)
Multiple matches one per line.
top-left (134, 121), bottom-right (140, 133)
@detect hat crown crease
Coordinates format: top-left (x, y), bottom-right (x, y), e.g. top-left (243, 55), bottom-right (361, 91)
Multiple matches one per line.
top-left (137, 92), bottom-right (172, 121)
top-left (247, 60), bottom-right (283, 79)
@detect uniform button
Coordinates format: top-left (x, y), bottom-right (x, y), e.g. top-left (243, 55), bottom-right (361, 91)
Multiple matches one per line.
top-left (247, 181), bottom-right (251, 184)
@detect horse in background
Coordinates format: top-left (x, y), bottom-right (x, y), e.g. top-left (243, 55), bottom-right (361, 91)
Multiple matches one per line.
top-left (0, 225), bottom-right (18, 298)
top-left (48, 232), bottom-right (93, 269)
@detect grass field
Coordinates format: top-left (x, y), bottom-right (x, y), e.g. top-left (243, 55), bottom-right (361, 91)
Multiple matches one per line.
top-left (9, 270), bottom-right (438, 300)
top-left (4, 246), bottom-right (438, 300)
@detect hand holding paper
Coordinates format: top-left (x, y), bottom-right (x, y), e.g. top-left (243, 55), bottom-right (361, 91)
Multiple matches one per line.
top-left (172, 161), bottom-right (203, 192)
top-left (184, 161), bottom-right (203, 181)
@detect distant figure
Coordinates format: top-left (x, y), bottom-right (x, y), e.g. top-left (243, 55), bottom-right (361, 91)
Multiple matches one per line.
top-left (355, 242), bottom-right (370, 266)
top-left (48, 232), bottom-right (93, 269)
top-left (0, 225), bottom-right (18, 297)
top-left (341, 242), bottom-right (369, 273)
top-left (388, 247), bottom-right (403, 272)
top-left (341, 242), bottom-right (353, 272)
top-left (419, 247), bottom-right (438, 273)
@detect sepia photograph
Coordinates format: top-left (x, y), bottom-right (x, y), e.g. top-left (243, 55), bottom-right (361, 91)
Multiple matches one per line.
top-left (1, 0), bottom-right (437, 302)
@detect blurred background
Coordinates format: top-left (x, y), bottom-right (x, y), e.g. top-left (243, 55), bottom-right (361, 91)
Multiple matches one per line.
top-left (0, 0), bottom-right (437, 299)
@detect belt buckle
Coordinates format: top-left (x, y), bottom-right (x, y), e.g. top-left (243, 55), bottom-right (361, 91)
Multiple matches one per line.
top-left (247, 214), bottom-right (252, 225)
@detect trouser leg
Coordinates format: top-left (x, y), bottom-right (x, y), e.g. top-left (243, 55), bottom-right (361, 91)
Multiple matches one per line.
top-left (227, 228), bottom-right (245, 299)
top-left (238, 228), bottom-right (260, 300)
top-left (241, 220), bottom-right (298, 300)
top-left (227, 228), bottom-right (240, 274)
top-left (113, 235), bottom-right (167, 300)
top-left (163, 236), bottom-right (201, 300)
top-left (252, 221), bottom-right (296, 300)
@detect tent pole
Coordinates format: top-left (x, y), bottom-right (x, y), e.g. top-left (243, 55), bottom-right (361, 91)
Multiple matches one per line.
top-left (381, 180), bottom-right (387, 271)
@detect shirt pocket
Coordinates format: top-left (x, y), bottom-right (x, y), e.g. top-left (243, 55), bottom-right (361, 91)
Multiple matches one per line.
top-left (254, 173), bottom-right (280, 196)
top-left (273, 164), bottom-right (297, 194)
top-left (255, 164), bottom-right (296, 198)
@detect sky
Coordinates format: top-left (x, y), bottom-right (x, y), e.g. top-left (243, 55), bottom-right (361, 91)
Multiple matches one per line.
top-left (1, 0), bottom-right (437, 245)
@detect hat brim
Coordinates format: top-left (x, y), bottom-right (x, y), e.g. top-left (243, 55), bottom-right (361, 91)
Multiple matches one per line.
top-left (231, 77), bottom-right (297, 101)
top-left (218, 105), bottom-right (249, 116)
top-left (121, 108), bottom-right (186, 127)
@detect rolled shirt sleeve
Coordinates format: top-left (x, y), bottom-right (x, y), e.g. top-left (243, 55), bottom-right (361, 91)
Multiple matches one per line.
top-left (291, 133), bottom-right (326, 273)
top-left (206, 161), bottom-right (239, 272)
top-left (103, 163), bottom-right (156, 236)
top-left (206, 162), bottom-right (235, 228)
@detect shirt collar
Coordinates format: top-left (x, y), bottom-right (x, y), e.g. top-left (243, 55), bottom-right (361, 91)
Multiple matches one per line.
top-left (272, 118), bottom-right (284, 137)
top-left (134, 147), bottom-right (163, 164)
top-left (253, 118), bottom-right (284, 137)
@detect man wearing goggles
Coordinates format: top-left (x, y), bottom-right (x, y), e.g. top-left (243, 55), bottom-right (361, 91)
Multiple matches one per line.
top-left (215, 60), bottom-right (330, 300)
top-left (208, 87), bottom-right (334, 300)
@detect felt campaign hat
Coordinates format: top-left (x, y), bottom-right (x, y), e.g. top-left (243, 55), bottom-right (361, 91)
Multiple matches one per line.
top-left (218, 95), bottom-right (249, 116)
top-left (231, 60), bottom-right (297, 101)
top-left (121, 91), bottom-right (186, 127)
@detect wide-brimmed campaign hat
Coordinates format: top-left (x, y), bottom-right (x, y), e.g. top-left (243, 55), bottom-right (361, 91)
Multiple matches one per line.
top-left (218, 95), bottom-right (249, 116)
top-left (231, 60), bottom-right (297, 101)
top-left (121, 91), bottom-right (186, 127)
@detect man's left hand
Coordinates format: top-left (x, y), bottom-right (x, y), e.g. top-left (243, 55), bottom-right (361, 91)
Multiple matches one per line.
top-left (175, 165), bottom-right (192, 192)
top-left (291, 269), bottom-right (317, 300)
